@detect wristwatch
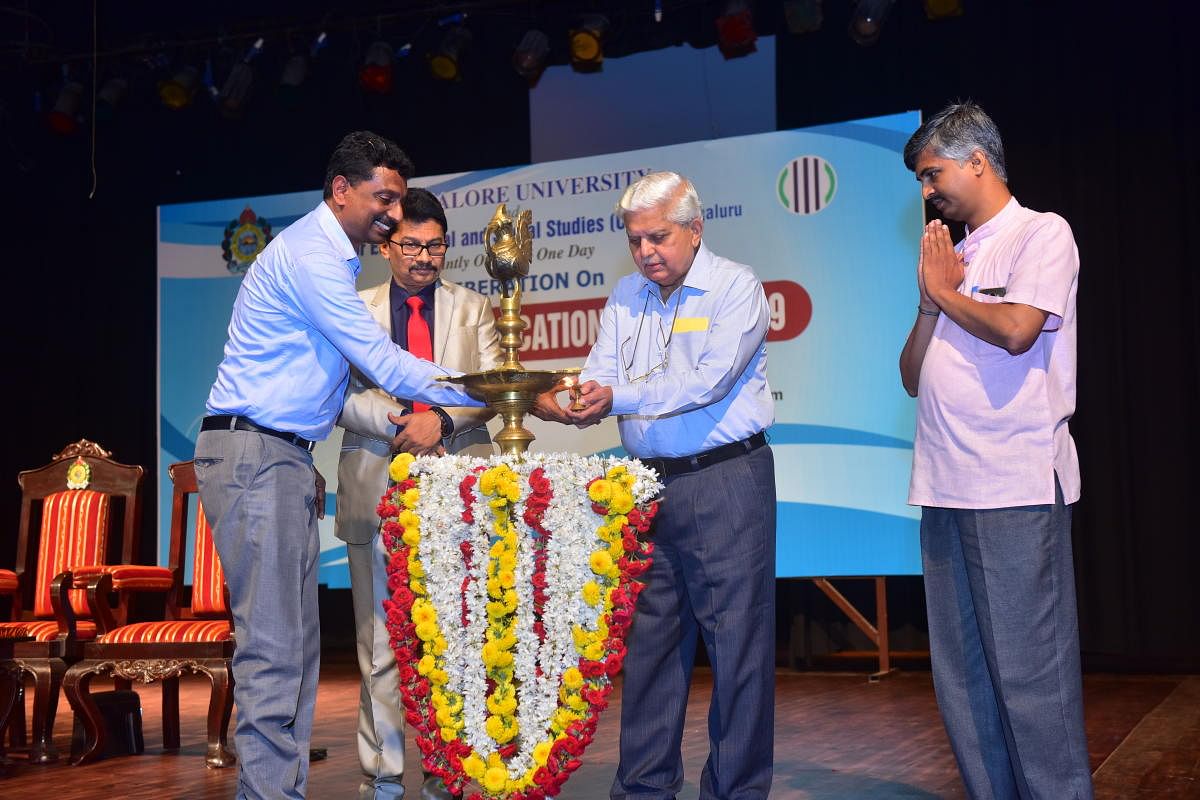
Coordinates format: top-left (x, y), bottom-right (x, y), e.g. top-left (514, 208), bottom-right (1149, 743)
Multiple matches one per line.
top-left (429, 406), bottom-right (454, 439)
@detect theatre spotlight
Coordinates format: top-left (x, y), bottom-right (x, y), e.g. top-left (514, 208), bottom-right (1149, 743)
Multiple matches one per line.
top-left (217, 38), bottom-right (264, 117)
top-left (923, 0), bottom-right (963, 20)
top-left (512, 29), bottom-right (549, 84)
top-left (360, 40), bottom-right (393, 94)
top-left (715, 0), bottom-right (757, 59)
top-left (569, 14), bottom-right (608, 72)
top-left (848, 0), bottom-right (895, 46)
top-left (96, 77), bottom-right (128, 121)
top-left (430, 26), bottom-right (472, 81)
top-left (46, 80), bottom-right (83, 135)
top-left (158, 65), bottom-right (200, 110)
top-left (783, 0), bottom-right (823, 34)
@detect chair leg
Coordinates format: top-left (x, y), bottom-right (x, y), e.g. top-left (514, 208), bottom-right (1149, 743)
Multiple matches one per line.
top-left (161, 677), bottom-right (180, 750)
top-left (203, 660), bottom-right (236, 768)
top-left (8, 681), bottom-right (26, 748)
top-left (28, 658), bottom-right (65, 764)
top-left (62, 661), bottom-right (107, 766)
top-left (0, 663), bottom-right (19, 765)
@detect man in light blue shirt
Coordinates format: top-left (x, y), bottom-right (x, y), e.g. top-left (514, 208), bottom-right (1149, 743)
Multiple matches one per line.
top-left (537, 171), bottom-right (777, 800)
top-left (195, 131), bottom-right (481, 800)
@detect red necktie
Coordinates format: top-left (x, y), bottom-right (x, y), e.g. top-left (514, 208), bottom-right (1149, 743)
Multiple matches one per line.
top-left (406, 295), bottom-right (433, 413)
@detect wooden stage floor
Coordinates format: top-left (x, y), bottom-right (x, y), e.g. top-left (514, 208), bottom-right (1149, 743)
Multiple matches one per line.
top-left (2, 658), bottom-right (1196, 799)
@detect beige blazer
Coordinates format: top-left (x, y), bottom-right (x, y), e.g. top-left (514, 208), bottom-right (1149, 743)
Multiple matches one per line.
top-left (334, 279), bottom-right (502, 544)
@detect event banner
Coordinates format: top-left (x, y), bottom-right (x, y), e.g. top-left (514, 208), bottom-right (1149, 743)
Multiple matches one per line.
top-left (158, 111), bottom-right (924, 586)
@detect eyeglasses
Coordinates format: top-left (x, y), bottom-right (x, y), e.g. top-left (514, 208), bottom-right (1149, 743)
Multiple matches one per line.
top-left (389, 239), bottom-right (449, 257)
top-left (621, 291), bottom-right (682, 383)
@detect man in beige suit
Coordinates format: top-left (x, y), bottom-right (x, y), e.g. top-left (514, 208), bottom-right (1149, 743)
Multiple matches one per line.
top-left (336, 187), bottom-right (500, 800)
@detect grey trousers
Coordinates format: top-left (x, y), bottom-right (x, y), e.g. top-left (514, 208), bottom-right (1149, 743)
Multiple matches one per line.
top-left (195, 429), bottom-right (321, 800)
top-left (612, 445), bottom-right (776, 800)
top-left (347, 531), bottom-right (407, 800)
top-left (921, 478), bottom-right (1094, 800)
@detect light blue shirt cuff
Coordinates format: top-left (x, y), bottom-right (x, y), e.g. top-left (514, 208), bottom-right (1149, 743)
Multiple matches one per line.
top-left (610, 383), bottom-right (641, 416)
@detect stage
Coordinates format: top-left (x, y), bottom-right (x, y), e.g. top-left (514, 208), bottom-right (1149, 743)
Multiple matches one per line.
top-left (2, 659), bottom-right (1195, 798)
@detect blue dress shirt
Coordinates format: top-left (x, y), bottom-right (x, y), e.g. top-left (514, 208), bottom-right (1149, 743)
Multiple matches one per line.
top-left (581, 242), bottom-right (774, 459)
top-left (206, 202), bottom-right (480, 441)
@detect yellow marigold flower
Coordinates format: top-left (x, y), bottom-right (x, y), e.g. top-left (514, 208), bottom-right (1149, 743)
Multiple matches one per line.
top-left (411, 580), bottom-right (426, 596)
top-left (487, 752), bottom-right (503, 768)
top-left (491, 666), bottom-right (514, 684)
top-left (431, 636), bottom-right (447, 655)
top-left (588, 480), bottom-right (612, 503)
top-left (610, 488), bottom-right (634, 514)
top-left (532, 741), bottom-right (553, 766)
top-left (606, 465), bottom-right (627, 481)
top-left (486, 577), bottom-right (502, 597)
top-left (388, 453), bottom-right (415, 483)
top-left (417, 654), bottom-right (436, 676)
top-left (436, 707), bottom-right (455, 728)
top-left (401, 487), bottom-right (420, 507)
top-left (596, 619), bottom-right (610, 639)
top-left (402, 528), bottom-right (421, 547)
top-left (502, 590), bottom-right (518, 613)
top-left (498, 570), bottom-right (516, 589)
top-left (583, 641), bottom-right (604, 661)
top-left (581, 581), bottom-right (602, 606)
top-left (445, 694), bottom-right (462, 713)
top-left (572, 626), bottom-right (591, 647)
top-left (397, 509), bottom-right (420, 530)
top-left (562, 667), bottom-right (584, 690)
top-left (440, 727), bottom-right (457, 743)
top-left (487, 693), bottom-right (517, 715)
top-left (486, 714), bottom-right (517, 743)
top-left (502, 482), bottom-right (520, 503)
top-left (567, 694), bottom-right (588, 711)
top-left (411, 600), bottom-right (436, 625)
top-left (489, 540), bottom-right (506, 558)
top-left (429, 669), bottom-right (448, 686)
top-left (488, 497), bottom-right (508, 511)
top-left (553, 708), bottom-right (579, 730)
top-left (589, 550), bottom-right (613, 575)
top-left (462, 754), bottom-right (485, 779)
top-left (486, 601), bottom-right (508, 619)
top-left (407, 558), bottom-right (425, 578)
top-left (479, 470), bottom-right (497, 495)
top-left (481, 640), bottom-right (501, 666)
top-left (415, 621), bottom-right (439, 642)
top-left (498, 552), bottom-right (517, 571)
top-left (483, 767), bottom-right (508, 793)
top-left (609, 541), bottom-right (625, 560)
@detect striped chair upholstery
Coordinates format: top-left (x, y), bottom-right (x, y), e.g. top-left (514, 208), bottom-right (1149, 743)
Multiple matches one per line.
top-left (95, 498), bottom-right (229, 645)
top-left (64, 460), bottom-right (235, 768)
top-left (0, 569), bottom-right (16, 593)
top-left (34, 489), bottom-right (110, 619)
top-left (0, 619), bottom-right (97, 642)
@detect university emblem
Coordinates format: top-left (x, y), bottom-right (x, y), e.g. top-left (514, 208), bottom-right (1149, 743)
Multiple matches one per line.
top-left (221, 206), bottom-right (273, 274)
top-left (778, 155), bottom-right (837, 215)
top-left (65, 457), bottom-right (92, 490)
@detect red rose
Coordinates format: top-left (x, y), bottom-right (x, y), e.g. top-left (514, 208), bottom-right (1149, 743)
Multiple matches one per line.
top-left (580, 660), bottom-right (606, 678)
top-left (534, 767), bottom-right (553, 786)
top-left (405, 710), bottom-right (423, 727)
top-left (499, 743), bottom-right (518, 759)
top-left (399, 664), bottom-right (417, 683)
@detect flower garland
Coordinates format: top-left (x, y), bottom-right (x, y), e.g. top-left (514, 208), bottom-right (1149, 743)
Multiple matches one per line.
top-left (379, 452), bottom-right (661, 800)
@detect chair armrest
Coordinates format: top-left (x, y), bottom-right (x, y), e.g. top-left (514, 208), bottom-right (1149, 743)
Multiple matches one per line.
top-left (0, 568), bottom-right (16, 595)
top-left (72, 564), bottom-right (173, 592)
top-left (47, 571), bottom-right (80, 641)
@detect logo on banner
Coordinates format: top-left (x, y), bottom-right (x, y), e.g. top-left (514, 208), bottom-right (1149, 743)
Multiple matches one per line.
top-left (778, 156), bottom-right (836, 215)
top-left (221, 206), bottom-right (274, 274)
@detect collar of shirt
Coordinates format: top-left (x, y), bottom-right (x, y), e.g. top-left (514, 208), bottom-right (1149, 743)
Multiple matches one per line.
top-left (959, 196), bottom-right (1021, 260)
top-left (313, 200), bottom-right (362, 276)
top-left (634, 240), bottom-right (718, 303)
top-left (390, 279), bottom-right (439, 311)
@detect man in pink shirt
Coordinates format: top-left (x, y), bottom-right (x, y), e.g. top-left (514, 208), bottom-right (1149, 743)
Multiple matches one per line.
top-left (899, 102), bottom-right (1093, 800)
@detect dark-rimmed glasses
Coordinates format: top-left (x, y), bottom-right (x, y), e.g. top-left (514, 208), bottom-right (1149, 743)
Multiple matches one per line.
top-left (389, 239), bottom-right (449, 257)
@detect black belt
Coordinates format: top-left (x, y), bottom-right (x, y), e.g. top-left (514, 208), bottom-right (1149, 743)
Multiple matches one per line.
top-left (642, 431), bottom-right (767, 479)
top-left (201, 415), bottom-right (317, 452)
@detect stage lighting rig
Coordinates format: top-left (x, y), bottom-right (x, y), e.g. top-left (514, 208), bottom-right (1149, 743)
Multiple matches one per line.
top-left (159, 65), bottom-right (200, 110)
top-left (848, 0), bottom-right (894, 46)
top-left (569, 14), bottom-right (608, 72)
top-left (512, 29), bottom-right (550, 84)
top-left (360, 40), bottom-right (394, 94)
top-left (430, 26), bottom-right (472, 81)
top-left (715, 0), bottom-right (757, 59)
top-left (46, 80), bottom-right (83, 135)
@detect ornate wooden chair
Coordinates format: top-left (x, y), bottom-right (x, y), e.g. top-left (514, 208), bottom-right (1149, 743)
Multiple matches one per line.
top-left (0, 439), bottom-right (144, 763)
top-left (63, 459), bottom-right (235, 768)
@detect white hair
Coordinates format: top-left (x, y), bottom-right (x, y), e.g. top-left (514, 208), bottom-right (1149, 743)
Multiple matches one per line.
top-left (616, 171), bottom-right (703, 225)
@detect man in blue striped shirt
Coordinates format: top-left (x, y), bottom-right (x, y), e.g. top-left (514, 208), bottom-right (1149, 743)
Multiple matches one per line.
top-left (195, 131), bottom-right (482, 800)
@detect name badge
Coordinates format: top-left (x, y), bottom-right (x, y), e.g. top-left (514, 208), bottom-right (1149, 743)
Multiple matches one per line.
top-left (672, 317), bottom-right (709, 333)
